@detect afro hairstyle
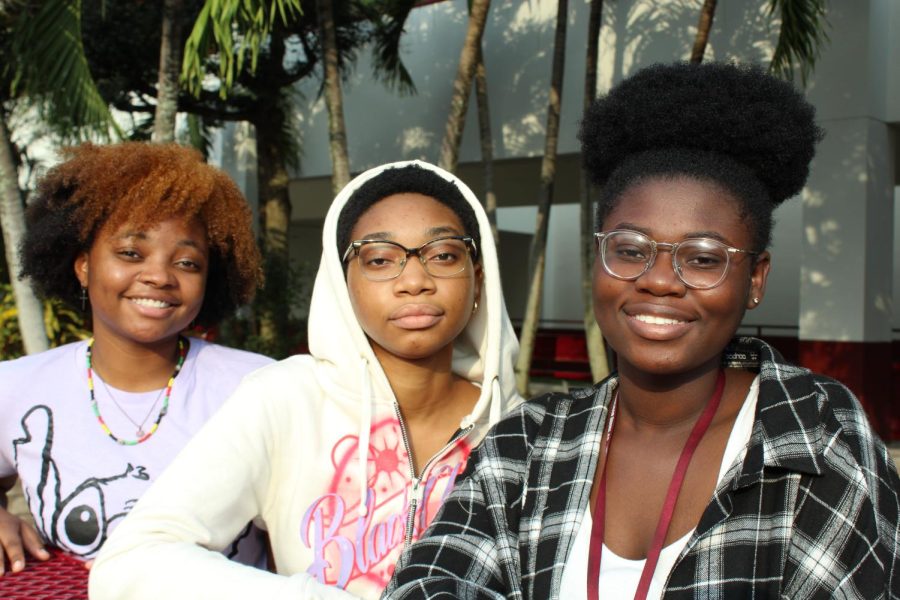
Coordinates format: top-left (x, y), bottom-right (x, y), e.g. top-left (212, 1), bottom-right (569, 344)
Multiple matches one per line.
top-left (579, 62), bottom-right (823, 251)
top-left (336, 164), bottom-right (481, 261)
top-left (19, 142), bottom-right (263, 327)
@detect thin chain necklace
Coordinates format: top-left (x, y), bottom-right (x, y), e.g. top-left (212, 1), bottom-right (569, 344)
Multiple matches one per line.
top-left (97, 376), bottom-right (166, 438)
top-left (86, 337), bottom-right (187, 446)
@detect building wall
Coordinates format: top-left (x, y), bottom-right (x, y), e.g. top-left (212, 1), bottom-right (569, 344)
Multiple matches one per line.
top-left (215, 0), bottom-right (900, 428)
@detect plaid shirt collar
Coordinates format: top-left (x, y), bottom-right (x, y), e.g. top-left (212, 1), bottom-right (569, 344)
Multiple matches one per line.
top-left (725, 338), bottom-right (825, 489)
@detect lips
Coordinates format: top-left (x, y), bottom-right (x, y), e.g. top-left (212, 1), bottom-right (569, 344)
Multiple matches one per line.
top-left (130, 297), bottom-right (175, 309)
top-left (389, 303), bottom-right (444, 330)
top-left (623, 304), bottom-right (694, 341)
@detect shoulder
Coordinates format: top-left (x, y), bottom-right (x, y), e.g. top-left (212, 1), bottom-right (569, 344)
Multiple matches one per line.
top-left (0, 342), bottom-right (83, 387)
top-left (216, 353), bottom-right (320, 412)
top-left (189, 339), bottom-right (274, 373)
top-left (752, 340), bottom-right (900, 528)
top-left (478, 380), bottom-right (613, 459)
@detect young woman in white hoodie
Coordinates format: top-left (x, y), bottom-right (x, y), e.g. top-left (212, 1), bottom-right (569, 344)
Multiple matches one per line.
top-left (89, 160), bottom-right (522, 599)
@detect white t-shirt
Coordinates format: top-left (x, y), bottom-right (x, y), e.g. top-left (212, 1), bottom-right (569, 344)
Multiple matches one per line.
top-left (0, 338), bottom-right (272, 561)
top-left (559, 376), bottom-right (760, 598)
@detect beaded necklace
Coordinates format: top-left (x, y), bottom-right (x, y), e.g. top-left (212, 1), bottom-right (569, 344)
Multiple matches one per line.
top-left (86, 337), bottom-right (187, 446)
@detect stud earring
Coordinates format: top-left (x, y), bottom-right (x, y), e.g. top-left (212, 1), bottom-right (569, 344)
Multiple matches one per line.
top-left (752, 297), bottom-right (760, 305)
top-left (81, 287), bottom-right (88, 311)
top-left (472, 300), bottom-right (479, 315)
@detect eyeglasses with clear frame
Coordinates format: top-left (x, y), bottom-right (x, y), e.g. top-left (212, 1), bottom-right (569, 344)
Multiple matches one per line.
top-left (342, 236), bottom-right (477, 282)
top-left (593, 229), bottom-right (758, 290)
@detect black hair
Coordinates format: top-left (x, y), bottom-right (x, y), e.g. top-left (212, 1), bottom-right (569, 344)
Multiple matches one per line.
top-left (579, 62), bottom-right (823, 251)
top-left (336, 164), bottom-right (481, 260)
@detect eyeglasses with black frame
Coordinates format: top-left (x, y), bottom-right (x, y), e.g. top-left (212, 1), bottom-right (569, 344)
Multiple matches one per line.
top-left (342, 236), bottom-right (477, 282)
top-left (593, 229), bottom-right (758, 290)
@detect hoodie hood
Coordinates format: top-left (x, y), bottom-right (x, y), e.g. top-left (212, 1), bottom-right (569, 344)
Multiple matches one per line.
top-left (308, 160), bottom-right (520, 428)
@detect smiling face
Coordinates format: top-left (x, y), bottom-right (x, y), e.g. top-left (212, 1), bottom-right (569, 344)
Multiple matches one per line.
top-left (593, 176), bottom-right (770, 380)
top-left (345, 193), bottom-right (481, 363)
top-left (74, 217), bottom-right (209, 349)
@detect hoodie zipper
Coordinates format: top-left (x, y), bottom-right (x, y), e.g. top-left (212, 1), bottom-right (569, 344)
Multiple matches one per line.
top-left (393, 401), bottom-right (474, 545)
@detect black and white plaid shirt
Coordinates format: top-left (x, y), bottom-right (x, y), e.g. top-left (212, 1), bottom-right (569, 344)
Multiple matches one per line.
top-left (384, 338), bottom-right (900, 599)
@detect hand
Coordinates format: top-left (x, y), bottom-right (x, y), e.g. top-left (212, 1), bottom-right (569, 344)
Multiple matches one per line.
top-left (0, 506), bottom-right (50, 576)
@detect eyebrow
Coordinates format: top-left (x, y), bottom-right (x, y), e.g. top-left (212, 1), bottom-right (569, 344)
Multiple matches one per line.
top-left (356, 225), bottom-right (463, 240)
top-left (614, 223), bottom-right (733, 244)
top-left (116, 231), bottom-right (204, 249)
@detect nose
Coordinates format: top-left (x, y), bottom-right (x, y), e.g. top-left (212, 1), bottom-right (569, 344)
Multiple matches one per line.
top-left (392, 255), bottom-right (436, 295)
top-left (139, 259), bottom-right (177, 288)
top-left (634, 248), bottom-right (685, 296)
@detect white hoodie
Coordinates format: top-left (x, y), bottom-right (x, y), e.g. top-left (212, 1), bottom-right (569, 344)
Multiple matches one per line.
top-left (89, 161), bottom-right (522, 600)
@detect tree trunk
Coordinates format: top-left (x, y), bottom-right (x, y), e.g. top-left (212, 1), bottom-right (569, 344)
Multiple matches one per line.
top-left (474, 46), bottom-right (498, 246)
top-left (438, 0), bottom-right (491, 174)
top-left (317, 0), bottom-right (351, 195)
top-left (254, 103), bottom-right (292, 352)
top-left (580, 0), bottom-right (609, 382)
top-left (514, 0), bottom-right (568, 396)
top-left (0, 115), bottom-right (48, 355)
top-left (690, 0), bottom-right (717, 63)
top-left (152, 0), bottom-right (184, 143)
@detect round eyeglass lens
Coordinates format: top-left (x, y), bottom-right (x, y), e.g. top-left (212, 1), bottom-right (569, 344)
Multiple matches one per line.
top-left (673, 239), bottom-right (730, 289)
top-left (601, 231), bottom-right (654, 279)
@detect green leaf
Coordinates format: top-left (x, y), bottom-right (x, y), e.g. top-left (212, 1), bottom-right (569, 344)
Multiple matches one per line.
top-left (181, 0), bottom-right (303, 98)
top-left (7, 0), bottom-right (121, 140)
top-left (767, 0), bottom-right (830, 86)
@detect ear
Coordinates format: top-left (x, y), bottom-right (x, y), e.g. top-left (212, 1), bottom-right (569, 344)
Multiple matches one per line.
top-left (472, 262), bottom-right (484, 308)
top-left (74, 252), bottom-right (89, 288)
top-left (746, 251), bottom-right (771, 310)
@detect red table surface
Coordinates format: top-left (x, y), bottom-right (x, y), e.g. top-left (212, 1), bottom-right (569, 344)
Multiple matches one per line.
top-left (0, 549), bottom-right (89, 599)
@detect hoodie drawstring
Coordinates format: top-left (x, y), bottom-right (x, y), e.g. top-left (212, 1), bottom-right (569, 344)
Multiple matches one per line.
top-left (357, 357), bottom-right (373, 518)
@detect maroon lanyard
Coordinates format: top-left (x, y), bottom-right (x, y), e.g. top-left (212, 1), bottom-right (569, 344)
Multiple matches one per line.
top-left (587, 370), bottom-right (725, 600)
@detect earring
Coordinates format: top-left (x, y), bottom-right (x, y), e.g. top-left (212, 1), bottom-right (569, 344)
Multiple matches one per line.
top-left (752, 297), bottom-right (760, 305)
top-left (81, 287), bottom-right (88, 311)
top-left (472, 300), bottom-right (479, 315)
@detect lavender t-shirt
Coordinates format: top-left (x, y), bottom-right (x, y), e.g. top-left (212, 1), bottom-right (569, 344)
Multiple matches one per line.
top-left (0, 338), bottom-right (272, 562)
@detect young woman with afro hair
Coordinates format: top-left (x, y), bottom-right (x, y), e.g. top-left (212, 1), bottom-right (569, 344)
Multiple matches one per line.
top-left (0, 143), bottom-right (272, 576)
top-left (385, 63), bottom-right (900, 599)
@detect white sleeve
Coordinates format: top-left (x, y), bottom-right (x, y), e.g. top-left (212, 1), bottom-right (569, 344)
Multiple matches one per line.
top-left (87, 374), bottom-right (360, 600)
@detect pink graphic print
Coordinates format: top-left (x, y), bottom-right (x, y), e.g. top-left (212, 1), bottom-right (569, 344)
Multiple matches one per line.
top-left (301, 416), bottom-right (470, 590)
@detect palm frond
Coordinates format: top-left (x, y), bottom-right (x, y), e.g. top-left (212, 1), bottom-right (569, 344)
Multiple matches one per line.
top-left (767, 0), bottom-right (829, 86)
top-left (182, 0), bottom-right (303, 98)
top-left (8, 0), bottom-right (120, 140)
top-left (184, 113), bottom-right (214, 158)
top-left (355, 0), bottom-right (418, 96)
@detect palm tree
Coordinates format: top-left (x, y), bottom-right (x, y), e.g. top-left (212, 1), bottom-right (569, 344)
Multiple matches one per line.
top-left (690, 0), bottom-right (717, 63)
top-left (0, 115), bottom-right (47, 355)
top-left (514, 0), bottom-right (568, 395)
top-left (767, 0), bottom-right (828, 85)
top-left (474, 46), bottom-right (498, 246)
top-left (437, 0), bottom-right (491, 174)
top-left (580, 0), bottom-right (608, 382)
top-left (1, 0), bottom-right (118, 355)
top-left (690, 0), bottom-right (829, 78)
top-left (317, 0), bottom-right (351, 195)
top-left (152, 0), bottom-right (185, 142)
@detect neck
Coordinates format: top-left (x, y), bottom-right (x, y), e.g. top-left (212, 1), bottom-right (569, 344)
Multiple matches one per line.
top-left (90, 334), bottom-right (182, 392)
top-left (372, 343), bottom-right (468, 420)
top-left (614, 360), bottom-right (723, 433)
